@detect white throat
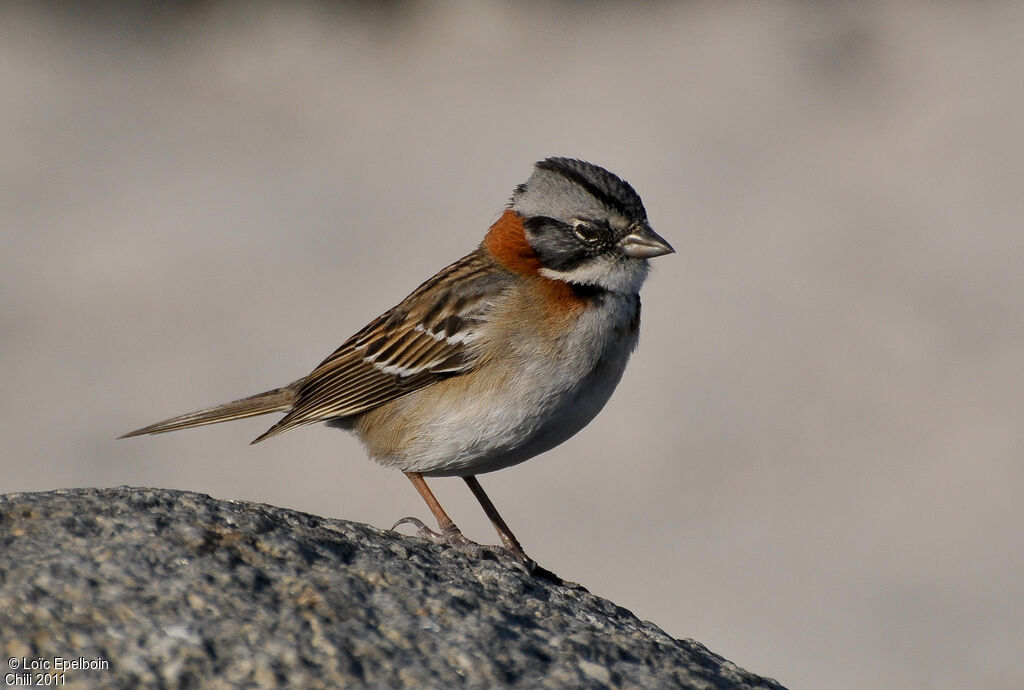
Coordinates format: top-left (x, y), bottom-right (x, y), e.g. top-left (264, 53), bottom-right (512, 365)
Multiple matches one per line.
top-left (538, 255), bottom-right (650, 294)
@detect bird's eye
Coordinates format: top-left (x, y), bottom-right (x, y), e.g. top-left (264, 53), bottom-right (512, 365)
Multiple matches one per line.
top-left (571, 220), bottom-right (601, 244)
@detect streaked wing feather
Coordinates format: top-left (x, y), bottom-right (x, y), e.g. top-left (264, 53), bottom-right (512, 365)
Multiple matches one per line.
top-left (253, 250), bottom-right (507, 441)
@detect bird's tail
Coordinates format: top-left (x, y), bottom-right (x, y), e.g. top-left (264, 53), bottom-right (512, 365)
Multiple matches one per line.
top-left (118, 384), bottom-right (299, 439)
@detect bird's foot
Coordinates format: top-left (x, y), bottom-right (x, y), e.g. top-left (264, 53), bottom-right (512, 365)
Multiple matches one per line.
top-left (391, 517), bottom-right (489, 558)
top-left (391, 517), bottom-right (540, 572)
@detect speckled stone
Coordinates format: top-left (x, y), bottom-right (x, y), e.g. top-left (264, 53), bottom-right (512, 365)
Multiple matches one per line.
top-left (0, 487), bottom-right (787, 689)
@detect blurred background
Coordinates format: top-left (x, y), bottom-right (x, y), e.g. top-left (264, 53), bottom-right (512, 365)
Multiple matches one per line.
top-left (2, 2), bottom-right (1022, 688)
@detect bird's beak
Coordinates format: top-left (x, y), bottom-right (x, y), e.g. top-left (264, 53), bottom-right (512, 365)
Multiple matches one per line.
top-left (617, 225), bottom-right (675, 258)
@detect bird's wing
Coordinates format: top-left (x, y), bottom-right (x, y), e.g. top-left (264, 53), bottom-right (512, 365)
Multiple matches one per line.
top-left (252, 249), bottom-right (508, 442)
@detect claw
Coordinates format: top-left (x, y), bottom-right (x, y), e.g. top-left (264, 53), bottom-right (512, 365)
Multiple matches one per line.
top-left (391, 517), bottom-right (490, 559)
top-left (390, 515), bottom-right (546, 577)
top-left (388, 517), bottom-right (568, 585)
top-left (391, 516), bottom-right (439, 540)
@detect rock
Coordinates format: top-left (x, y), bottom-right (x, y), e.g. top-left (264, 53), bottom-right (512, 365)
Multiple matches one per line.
top-left (0, 487), bottom-right (786, 689)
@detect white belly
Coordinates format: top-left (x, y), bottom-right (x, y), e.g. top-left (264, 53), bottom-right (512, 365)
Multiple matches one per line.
top-left (394, 294), bottom-right (640, 476)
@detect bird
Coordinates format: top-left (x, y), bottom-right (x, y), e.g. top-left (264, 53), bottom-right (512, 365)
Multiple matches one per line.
top-left (120, 157), bottom-right (674, 571)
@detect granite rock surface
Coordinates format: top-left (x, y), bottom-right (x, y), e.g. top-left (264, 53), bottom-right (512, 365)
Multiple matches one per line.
top-left (0, 487), bottom-right (786, 689)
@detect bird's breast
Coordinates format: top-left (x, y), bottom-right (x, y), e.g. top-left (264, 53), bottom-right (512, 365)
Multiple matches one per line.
top-left (357, 290), bottom-right (641, 476)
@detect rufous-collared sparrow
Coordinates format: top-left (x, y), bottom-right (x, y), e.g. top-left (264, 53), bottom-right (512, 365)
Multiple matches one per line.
top-left (121, 157), bottom-right (674, 571)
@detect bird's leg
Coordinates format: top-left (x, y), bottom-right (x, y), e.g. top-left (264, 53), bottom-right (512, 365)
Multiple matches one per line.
top-left (393, 473), bottom-right (553, 578)
top-left (393, 472), bottom-right (485, 556)
top-left (463, 475), bottom-right (534, 568)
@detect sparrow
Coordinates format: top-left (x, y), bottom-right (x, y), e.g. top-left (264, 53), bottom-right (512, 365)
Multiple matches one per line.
top-left (121, 157), bottom-right (674, 571)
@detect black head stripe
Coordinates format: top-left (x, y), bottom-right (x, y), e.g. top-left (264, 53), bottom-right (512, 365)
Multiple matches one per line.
top-left (536, 158), bottom-right (647, 222)
top-left (523, 215), bottom-right (599, 272)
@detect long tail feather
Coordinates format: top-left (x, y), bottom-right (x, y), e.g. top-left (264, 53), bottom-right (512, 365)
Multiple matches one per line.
top-left (118, 385), bottom-right (298, 439)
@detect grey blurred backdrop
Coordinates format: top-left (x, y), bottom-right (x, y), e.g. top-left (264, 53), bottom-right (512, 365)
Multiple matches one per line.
top-left (3, 2), bottom-right (1022, 688)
